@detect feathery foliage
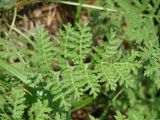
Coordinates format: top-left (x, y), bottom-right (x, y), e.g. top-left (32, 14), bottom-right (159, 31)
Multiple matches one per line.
top-left (0, 0), bottom-right (160, 119)
top-left (0, 88), bottom-right (26, 119)
top-left (28, 100), bottom-right (52, 120)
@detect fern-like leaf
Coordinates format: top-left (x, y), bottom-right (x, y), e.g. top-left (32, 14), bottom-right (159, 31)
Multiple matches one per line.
top-left (54, 22), bottom-right (92, 65)
top-left (28, 99), bottom-right (52, 120)
top-left (114, 111), bottom-right (127, 120)
top-left (93, 32), bottom-right (140, 90)
top-left (74, 64), bottom-right (100, 98)
top-left (142, 47), bottom-right (160, 88)
top-left (1, 88), bottom-right (26, 120)
top-left (62, 66), bottom-right (84, 100)
top-left (45, 72), bottom-right (71, 111)
top-left (93, 31), bottom-right (122, 63)
top-left (54, 113), bottom-right (71, 120)
top-left (73, 23), bottom-right (92, 64)
top-left (32, 26), bottom-right (53, 73)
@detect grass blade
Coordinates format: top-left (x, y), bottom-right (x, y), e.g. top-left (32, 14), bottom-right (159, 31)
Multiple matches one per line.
top-left (0, 59), bottom-right (30, 84)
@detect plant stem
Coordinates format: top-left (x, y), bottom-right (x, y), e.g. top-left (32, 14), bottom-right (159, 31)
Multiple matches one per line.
top-left (100, 102), bottom-right (111, 120)
top-left (15, 0), bottom-right (159, 19)
top-left (8, 25), bottom-right (35, 47)
top-left (9, 8), bottom-right (17, 35)
top-left (0, 59), bottom-right (30, 84)
top-left (71, 96), bottom-right (94, 112)
top-left (100, 89), bottom-right (124, 120)
top-left (58, 1), bottom-right (119, 12)
top-left (58, 1), bottom-right (159, 19)
top-left (75, 0), bottom-right (84, 23)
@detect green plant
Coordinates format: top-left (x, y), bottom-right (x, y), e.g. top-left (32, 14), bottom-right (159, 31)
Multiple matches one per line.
top-left (0, 0), bottom-right (160, 119)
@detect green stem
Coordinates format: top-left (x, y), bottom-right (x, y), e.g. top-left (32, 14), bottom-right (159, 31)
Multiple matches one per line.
top-left (100, 102), bottom-right (111, 120)
top-left (100, 89), bottom-right (124, 120)
top-left (8, 25), bottom-right (35, 47)
top-left (75, 0), bottom-right (84, 23)
top-left (71, 96), bottom-right (94, 112)
top-left (58, 1), bottom-right (116, 11)
top-left (0, 59), bottom-right (30, 84)
top-left (9, 8), bottom-right (17, 35)
top-left (57, 1), bottom-right (159, 19)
